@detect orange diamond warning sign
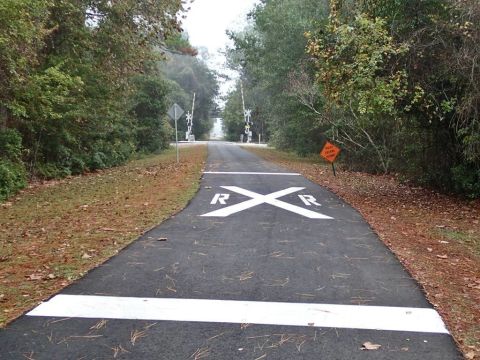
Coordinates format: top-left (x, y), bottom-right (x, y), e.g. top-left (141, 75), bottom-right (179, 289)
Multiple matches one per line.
top-left (320, 141), bottom-right (341, 163)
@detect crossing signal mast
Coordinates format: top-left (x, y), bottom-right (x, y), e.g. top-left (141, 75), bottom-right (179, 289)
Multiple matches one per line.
top-left (185, 92), bottom-right (195, 142)
top-left (240, 82), bottom-right (253, 143)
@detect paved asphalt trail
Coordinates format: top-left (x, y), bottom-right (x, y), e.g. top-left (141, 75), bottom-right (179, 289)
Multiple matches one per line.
top-left (0, 143), bottom-right (461, 359)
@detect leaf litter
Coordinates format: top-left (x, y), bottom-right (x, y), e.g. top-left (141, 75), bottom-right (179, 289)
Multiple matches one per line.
top-left (0, 146), bottom-right (207, 327)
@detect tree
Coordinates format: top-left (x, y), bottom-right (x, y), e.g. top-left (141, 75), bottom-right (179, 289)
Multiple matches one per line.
top-left (0, 0), bottom-right (189, 198)
top-left (224, 0), bottom-right (329, 153)
top-left (131, 74), bottom-right (172, 153)
top-left (161, 53), bottom-right (219, 140)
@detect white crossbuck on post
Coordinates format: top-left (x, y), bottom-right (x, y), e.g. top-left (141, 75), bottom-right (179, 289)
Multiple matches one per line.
top-left (201, 186), bottom-right (333, 219)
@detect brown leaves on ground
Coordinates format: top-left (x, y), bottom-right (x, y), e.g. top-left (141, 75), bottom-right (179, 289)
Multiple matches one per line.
top-left (0, 146), bottom-right (207, 327)
top-left (247, 147), bottom-right (480, 359)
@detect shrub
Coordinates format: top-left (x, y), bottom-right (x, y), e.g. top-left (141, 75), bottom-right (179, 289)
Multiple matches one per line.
top-left (451, 164), bottom-right (480, 199)
top-left (0, 129), bottom-right (27, 200)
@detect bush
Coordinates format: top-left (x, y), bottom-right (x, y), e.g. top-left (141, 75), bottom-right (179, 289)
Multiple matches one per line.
top-left (0, 160), bottom-right (26, 201)
top-left (36, 162), bottom-right (71, 179)
top-left (0, 128), bottom-right (23, 161)
top-left (451, 164), bottom-right (480, 199)
top-left (0, 129), bottom-right (27, 201)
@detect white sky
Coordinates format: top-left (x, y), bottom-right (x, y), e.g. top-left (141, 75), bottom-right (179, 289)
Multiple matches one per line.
top-left (182, 0), bottom-right (259, 101)
top-left (183, 0), bottom-right (257, 54)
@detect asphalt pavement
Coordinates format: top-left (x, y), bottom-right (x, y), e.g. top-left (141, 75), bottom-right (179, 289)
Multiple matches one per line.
top-left (0, 142), bottom-right (461, 359)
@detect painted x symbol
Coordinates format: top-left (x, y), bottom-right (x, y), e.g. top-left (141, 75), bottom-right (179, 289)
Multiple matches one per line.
top-left (201, 187), bottom-right (333, 219)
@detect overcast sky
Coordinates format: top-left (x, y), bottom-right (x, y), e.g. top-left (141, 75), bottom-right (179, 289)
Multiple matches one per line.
top-left (182, 0), bottom-right (259, 100)
top-left (183, 0), bottom-right (257, 54)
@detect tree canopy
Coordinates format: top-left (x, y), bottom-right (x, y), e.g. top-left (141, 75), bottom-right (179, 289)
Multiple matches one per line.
top-left (223, 0), bottom-right (480, 197)
top-left (0, 0), bottom-right (218, 200)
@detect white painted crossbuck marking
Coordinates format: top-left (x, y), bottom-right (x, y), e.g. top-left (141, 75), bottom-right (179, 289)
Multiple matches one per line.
top-left (201, 186), bottom-right (333, 219)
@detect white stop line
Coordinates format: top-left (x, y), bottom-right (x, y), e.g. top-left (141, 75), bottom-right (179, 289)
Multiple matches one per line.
top-left (27, 295), bottom-right (449, 334)
top-left (201, 186), bottom-right (333, 219)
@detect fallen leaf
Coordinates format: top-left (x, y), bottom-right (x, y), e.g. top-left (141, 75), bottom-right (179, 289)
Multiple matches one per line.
top-left (465, 351), bottom-right (475, 359)
top-left (427, 248), bottom-right (433, 252)
top-left (27, 274), bottom-right (43, 281)
top-left (82, 253), bottom-right (92, 259)
top-left (361, 342), bottom-right (381, 350)
top-left (47, 273), bottom-right (56, 280)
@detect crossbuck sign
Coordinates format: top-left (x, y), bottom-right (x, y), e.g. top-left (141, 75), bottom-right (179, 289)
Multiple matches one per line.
top-left (201, 186), bottom-right (333, 219)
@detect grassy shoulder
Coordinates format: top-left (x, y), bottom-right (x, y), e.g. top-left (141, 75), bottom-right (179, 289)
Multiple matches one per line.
top-left (246, 147), bottom-right (480, 359)
top-left (0, 145), bottom-right (207, 327)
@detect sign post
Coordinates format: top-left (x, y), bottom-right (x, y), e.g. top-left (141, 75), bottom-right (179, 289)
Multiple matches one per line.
top-left (320, 141), bottom-right (341, 176)
top-left (167, 103), bottom-right (184, 163)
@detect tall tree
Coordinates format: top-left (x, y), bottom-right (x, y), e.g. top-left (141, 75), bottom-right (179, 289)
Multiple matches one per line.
top-left (224, 0), bottom-right (329, 153)
top-left (0, 0), bottom-right (188, 198)
top-left (161, 53), bottom-right (219, 140)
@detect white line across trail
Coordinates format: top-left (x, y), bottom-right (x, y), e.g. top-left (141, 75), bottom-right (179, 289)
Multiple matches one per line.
top-left (203, 172), bottom-right (301, 176)
top-left (27, 295), bottom-right (449, 334)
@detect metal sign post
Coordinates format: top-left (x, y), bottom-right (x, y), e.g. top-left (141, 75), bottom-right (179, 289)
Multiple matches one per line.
top-left (167, 103), bottom-right (184, 163)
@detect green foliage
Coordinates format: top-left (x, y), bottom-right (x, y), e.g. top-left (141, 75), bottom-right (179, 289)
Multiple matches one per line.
top-left (132, 75), bottom-right (173, 153)
top-left (226, 0), bottom-right (480, 197)
top-left (306, 12), bottom-right (410, 172)
top-left (451, 164), bottom-right (480, 199)
top-left (161, 54), bottom-right (219, 140)
top-left (222, 83), bottom-right (246, 141)
top-left (224, 0), bottom-right (328, 147)
top-left (0, 129), bottom-right (26, 200)
top-left (0, 0), bottom-right (49, 111)
top-left (307, 15), bottom-right (408, 118)
top-left (0, 160), bottom-right (26, 201)
top-left (0, 0), bottom-right (220, 200)
top-left (0, 128), bottom-right (23, 161)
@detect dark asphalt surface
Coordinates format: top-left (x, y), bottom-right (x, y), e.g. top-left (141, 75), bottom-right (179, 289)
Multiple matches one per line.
top-left (0, 142), bottom-right (461, 359)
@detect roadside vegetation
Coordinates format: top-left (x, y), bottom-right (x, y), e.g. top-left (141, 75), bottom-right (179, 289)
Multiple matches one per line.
top-left (247, 146), bottom-right (480, 359)
top-left (0, 0), bottom-right (217, 202)
top-left (0, 145), bottom-right (207, 327)
top-left (224, 0), bottom-right (480, 199)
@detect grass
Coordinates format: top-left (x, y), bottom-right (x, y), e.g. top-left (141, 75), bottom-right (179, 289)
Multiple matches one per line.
top-left (0, 145), bottom-right (207, 327)
top-left (437, 228), bottom-right (480, 256)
